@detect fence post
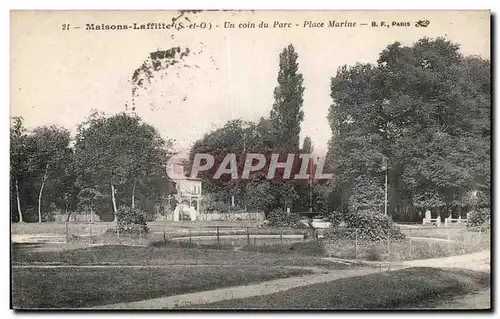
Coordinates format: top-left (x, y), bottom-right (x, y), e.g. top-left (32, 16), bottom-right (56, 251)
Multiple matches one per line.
top-left (65, 221), bottom-right (69, 243)
top-left (409, 228), bottom-right (412, 256)
top-left (387, 238), bottom-right (391, 271)
top-left (139, 227), bottom-right (142, 245)
top-left (189, 227), bottom-right (192, 247)
top-left (355, 228), bottom-right (358, 257)
top-left (117, 221), bottom-right (120, 242)
top-left (280, 231), bottom-right (283, 245)
top-left (247, 227), bottom-right (250, 247)
top-left (89, 222), bottom-right (93, 242)
top-left (216, 226), bottom-right (220, 249)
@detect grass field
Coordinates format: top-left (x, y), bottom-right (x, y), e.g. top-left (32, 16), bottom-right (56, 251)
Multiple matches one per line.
top-left (12, 265), bottom-right (311, 309)
top-left (191, 267), bottom-right (490, 309)
top-left (12, 242), bottom-right (349, 309)
top-left (323, 235), bottom-right (490, 261)
top-left (11, 220), bottom-right (263, 236)
top-left (12, 244), bottom-right (351, 269)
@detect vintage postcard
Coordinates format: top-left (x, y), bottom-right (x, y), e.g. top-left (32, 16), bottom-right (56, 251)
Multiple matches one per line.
top-left (10, 10), bottom-right (491, 310)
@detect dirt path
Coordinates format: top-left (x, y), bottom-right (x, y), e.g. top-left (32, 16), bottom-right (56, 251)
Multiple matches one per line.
top-left (90, 266), bottom-right (386, 309)
top-left (400, 250), bottom-right (490, 271)
top-left (91, 250), bottom-right (490, 309)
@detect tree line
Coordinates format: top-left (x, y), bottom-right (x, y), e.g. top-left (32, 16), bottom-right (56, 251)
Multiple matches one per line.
top-left (10, 37), bottom-right (490, 223)
top-left (10, 111), bottom-right (175, 223)
top-left (188, 38), bottom-right (490, 221)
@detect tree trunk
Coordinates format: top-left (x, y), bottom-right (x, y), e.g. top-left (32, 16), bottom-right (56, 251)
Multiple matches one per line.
top-left (111, 184), bottom-right (117, 222)
top-left (15, 179), bottom-right (23, 223)
top-left (131, 180), bottom-right (136, 209)
top-left (38, 164), bottom-right (49, 223)
top-left (66, 210), bottom-right (72, 222)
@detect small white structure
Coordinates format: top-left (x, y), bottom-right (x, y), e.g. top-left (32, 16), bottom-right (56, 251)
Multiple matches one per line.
top-left (172, 177), bottom-right (202, 221)
top-left (422, 209), bottom-right (441, 226)
top-left (173, 203), bottom-right (198, 221)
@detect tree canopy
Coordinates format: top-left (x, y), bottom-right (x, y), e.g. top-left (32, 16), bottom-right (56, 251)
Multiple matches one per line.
top-left (326, 37), bottom-right (490, 220)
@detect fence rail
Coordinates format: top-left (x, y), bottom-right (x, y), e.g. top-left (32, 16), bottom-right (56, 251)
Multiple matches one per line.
top-left (13, 221), bottom-right (490, 264)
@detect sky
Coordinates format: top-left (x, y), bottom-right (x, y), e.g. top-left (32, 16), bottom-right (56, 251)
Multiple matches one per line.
top-left (11, 10), bottom-right (490, 155)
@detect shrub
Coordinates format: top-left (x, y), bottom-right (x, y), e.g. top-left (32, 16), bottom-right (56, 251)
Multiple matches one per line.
top-left (325, 211), bottom-right (343, 227)
top-left (324, 211), bottom-right (405, 242)
top-left (467, 209), bottom-right (490, 231)
top-left (113, 206), bottom-right (149, 234)
top-left (266, 210), bottom-right (308, 229)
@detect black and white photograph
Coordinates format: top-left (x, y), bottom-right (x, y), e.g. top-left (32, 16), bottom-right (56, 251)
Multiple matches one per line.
top-left (9, 10), bottom-right (491, 310)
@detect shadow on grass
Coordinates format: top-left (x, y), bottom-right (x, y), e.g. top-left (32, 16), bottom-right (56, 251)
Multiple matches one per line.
top-left (190, 267), bottom-right (491, 309)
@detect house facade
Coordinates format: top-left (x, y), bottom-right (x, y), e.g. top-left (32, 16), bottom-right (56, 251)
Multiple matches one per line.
top-left (171, 177), bottom-right (202, 221)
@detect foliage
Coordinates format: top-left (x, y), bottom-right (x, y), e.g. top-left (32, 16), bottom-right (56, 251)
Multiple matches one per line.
top-left (189, 119), bottom-right (298, 213)
top-left (74, 111), bottom-right (175, 220)
top-left (325, 210), bottom-right (343, 227)
top-left (324, 211), bottom-right (405, 241)
top-left (266, 210), bottom-right (307, 229)
top-left (10, 117), bottom-right (28, 222)
top-left (270, 44), bottom-right (305, 152)
top-left (327, 37), bottom-right (490, 219)
top-left (114, 206), bottom-right (149, 234)
top-left (348, 175), bottom-right (384, 213)
top-left (466, 208), bottom-right (490, 229)
top-left (26, 125), bottom-right (72, 222)
top-left (188, 44), bottom-right (305, 214)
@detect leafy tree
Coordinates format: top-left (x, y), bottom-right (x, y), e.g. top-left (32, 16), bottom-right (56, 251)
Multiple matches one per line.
top-left (77, 188), bottom-right (103, 222)
top-left (49, 147), bottom-right (79, 218)
top-left (27, 125), bottom-right (72, 222)
top-left (189, 45), bottom-right (306, 215)
top-left (270, 44), bottom-right (305, 152)
top-left (295, 136), bottom-right (314, 212)
top-left (10, 117), bottom-right (27, 222)
top-left (327, 37), bottom-right (490, 221)
top-left (74, 111), bottom-right (173, 221)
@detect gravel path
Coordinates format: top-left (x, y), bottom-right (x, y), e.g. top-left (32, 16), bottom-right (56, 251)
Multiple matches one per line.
top-left (90, 266), bottom-right (386, 309)
top-left (400, 250), bottom-right (490, 271)
top-left (90, 250), bottom-right (490, 309)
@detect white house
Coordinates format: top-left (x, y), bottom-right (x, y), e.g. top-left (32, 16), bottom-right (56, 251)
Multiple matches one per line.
top-left (172, 177), bottom-right (202, 221)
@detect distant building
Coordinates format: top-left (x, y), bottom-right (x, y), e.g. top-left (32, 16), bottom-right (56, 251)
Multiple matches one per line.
top-left (174, 177), bottom-right (203, 213)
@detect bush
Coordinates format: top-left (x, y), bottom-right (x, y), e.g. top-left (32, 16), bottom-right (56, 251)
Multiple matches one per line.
top-left (324, 211), bottom-right (405, 242)
top-left (467, 209), bottom-right (490, 230)
top-left (113, 206), bottom-right (149, 234)
top-left (266, 210), bottom-right (308, 229)
top-left (325, 211), bottom-right (344, 227)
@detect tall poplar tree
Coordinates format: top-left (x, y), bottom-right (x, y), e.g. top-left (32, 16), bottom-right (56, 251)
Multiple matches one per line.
top-left (270, 44), bottom-right (305, 152)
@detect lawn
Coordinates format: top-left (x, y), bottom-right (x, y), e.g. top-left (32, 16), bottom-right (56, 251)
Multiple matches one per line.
top-left (323, 235), bottom-right (490, 261)
top-left (12, 244), bottom-right (351, 269)
top-left (191, 267), bottom-right (490, 309)
top-left (11, 220), bottom-right (263, 236)
top-left (151, 240), bottom-right (327, 257)
top-left (12, 265), bottom-right (311, 309)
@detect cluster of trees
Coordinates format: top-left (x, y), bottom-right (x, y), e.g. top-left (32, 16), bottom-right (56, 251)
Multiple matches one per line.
top-left (189, 44), bottom-right (314, 215)
top-left (188, 38), bottom-right (490, 221)
top-left (324, 38), bottom-right (490, 221)
top-left (11, 37), bottom-right (490, 223)
top-left (10, 112), bottom-right (176, 223)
